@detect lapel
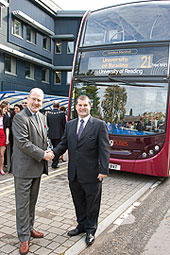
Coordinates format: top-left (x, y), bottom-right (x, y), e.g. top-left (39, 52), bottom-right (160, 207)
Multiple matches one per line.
top-left (73, 118), bottom-right (78, 137)
top-left (69, 118), bottom-right (79, 147)
top-left (39, 113), bottom-right (46, 139)
top-left (25, 107), bottom-right (44, 138)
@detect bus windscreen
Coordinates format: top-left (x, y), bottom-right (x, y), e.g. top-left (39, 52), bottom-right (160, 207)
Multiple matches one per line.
top-left (81, 1), bottom-right (170, 46)
top-left (70, 82), bottom-right (168, 136)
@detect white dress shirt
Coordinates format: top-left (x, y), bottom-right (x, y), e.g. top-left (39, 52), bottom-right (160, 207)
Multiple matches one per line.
top-left (77, 114), bottom-right (91, 134)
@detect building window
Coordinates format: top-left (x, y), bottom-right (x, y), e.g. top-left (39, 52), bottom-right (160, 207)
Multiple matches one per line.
top-left (67, 41), bottom-right (74, 54)
top-left (42, 68), bottom-right (49, 83)
top-left (55, 41), bottom-right (62, 54)
top-left (43, 36), bottom-right (51, 51)
top-left (67, 71), bottom-right (72, 84)
top-left (5, 55), bottom-right (16, 75)
top-left (54, 71), bottom-right (61, 84)
top-left (26, 26), bottom-right (36, 44)
top-left (25, 62), bottom-right (34, 79)
top-left (0, 7), bottom-right (1, 28)
top-left (12, 18), bottom-right (23, 38)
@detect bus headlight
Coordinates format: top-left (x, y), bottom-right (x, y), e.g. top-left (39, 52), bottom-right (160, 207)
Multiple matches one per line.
top-left (149, 149), bottom-right (154, 156)
top-left (154, 145), bottom-right (159, 151)
top-left (142, 152), bottom-right (147, 158)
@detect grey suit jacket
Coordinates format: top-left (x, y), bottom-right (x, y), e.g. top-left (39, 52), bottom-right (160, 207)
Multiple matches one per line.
top-left (53, 116), bottom-right (110, 183)
top-left (10, 107), bottom-right (48, 178)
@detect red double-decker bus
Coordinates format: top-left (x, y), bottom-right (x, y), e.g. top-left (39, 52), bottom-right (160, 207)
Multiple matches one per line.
top-left (68, 0), bottom-right (170, 177)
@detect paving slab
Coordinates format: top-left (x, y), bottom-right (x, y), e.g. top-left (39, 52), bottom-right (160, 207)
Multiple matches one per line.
top-left (0, 161), bottom-right (157, 255)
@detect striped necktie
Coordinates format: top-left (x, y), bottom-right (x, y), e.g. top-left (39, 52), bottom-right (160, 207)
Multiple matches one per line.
top-left (34, 113), bottom-right (39, 123)
top-left (34, 113), bottom-right (42, 135)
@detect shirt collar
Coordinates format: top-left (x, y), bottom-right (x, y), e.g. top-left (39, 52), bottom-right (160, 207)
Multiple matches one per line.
top-left (78, 114), bottom-right (91, 123)
top-left (27, 106), bottom-right (39, 116)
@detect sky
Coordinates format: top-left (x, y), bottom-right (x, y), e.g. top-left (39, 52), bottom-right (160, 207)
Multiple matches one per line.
top-left (56, 0), bottom-right (138, 11)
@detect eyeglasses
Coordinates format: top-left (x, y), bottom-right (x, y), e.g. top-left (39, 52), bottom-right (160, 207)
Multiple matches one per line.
top-left (22, 102), bottom-right (27, 105)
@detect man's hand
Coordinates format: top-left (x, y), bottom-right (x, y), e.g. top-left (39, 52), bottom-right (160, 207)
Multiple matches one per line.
top-left (44, 150), bottom-right (55, 161)
top-left (97, 173), bottom-right (107, 182)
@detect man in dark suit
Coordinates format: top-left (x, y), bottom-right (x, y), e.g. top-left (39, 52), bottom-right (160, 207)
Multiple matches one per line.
top-left (53, 95), bottom-right (110, 246)
top-left (11, 88), bottom-right (54, 255)
top-left (47, 101), bottom-right (66, 168)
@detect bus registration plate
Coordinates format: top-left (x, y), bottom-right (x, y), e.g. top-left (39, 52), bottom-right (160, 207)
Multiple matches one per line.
top-left (109, 163), bottom-right (121, 171)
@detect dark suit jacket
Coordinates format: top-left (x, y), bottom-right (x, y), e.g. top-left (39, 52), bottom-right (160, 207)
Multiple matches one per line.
top-left (10, 107), bottom-right (48, 178)
top-left (47, 109), bottom-right (66, 139)
top-left (53, 116), bottom-right (110, 183)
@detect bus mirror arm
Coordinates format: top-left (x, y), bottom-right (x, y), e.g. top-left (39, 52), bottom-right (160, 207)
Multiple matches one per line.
top-left (74, 77), bottom-right (164, 88)
top-left (74, 76), bottom-right (132, 86)
top-left (108, 75), bottom-right (164, 88)
top-left (108, 75), bottom-right (130, 85)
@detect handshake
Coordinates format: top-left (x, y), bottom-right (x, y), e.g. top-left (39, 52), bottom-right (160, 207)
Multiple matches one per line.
top-left (44, 149), bottom-right (55, 161)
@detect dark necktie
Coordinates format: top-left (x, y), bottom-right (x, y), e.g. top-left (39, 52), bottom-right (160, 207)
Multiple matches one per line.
top-left (78, 119), bottom-right (84, 140)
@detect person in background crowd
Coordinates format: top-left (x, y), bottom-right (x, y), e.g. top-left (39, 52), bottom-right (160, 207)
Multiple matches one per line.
top-left (1, 100), bottom-right (11, 117)
top-left (22, 99), bottom-right (28, 109)
top-left (8, 104), bottom-right (23, 169)
top-left (59, 105), bottom-right (67, 162)
top-left (10, 88), bottom-right (54, 255)
top-left (11, 104), bottom-right (23, 119)
top-left (14, 104), bottom-right (23, 114)
top-left (52, 95), bottom-right (110, 246)
top-left (60, 106), bottom-right (67, 119)
top-left (136, 117), bottom-right (145, 131)
top-left (1, 100), bottom-right (11, 169)
top-left (0, 103), bottom-right (10, 175)
top-left (47, 101), bottom-right (66, 168)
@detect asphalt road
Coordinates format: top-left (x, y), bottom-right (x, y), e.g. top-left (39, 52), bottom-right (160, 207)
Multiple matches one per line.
top-left (80, 176), bottom-right (170, 255)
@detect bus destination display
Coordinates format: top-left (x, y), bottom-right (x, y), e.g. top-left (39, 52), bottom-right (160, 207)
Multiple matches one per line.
top-left (78, 46), bottom-right (169, 76)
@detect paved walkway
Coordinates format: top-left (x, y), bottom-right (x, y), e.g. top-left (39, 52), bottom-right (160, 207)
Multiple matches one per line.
top-left (0, 162), bottom-right (157, 255)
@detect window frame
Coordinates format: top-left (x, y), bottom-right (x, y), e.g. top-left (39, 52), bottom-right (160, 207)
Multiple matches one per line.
top-left (67, 41), bottom-right (74, 54)
top-left (12, 18), bottom-right (23, 38)
top-left (54, 70), bottom-right (61, 85)
top-left (43, 36), bottom-right (51, 51)
top-left (67, 71), bottom-right (72, 85)
top-left (55, 41), bottom-right (62, 54)
top-left (42, 68), bottom-right (49, 83)
top-left (0, 7), bottom-right (2, 28)
top-left (26, 25), bottom-right (36, 44)
top-left (4, 55), bottom-right (17, 75)
top-left (25, 62), bottom-right (34, 80)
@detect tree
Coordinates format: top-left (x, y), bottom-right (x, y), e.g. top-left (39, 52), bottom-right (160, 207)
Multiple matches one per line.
top-left (101, 85), bottom-right (127, 129)
top-left (84, 85), bottom-right (101, 118)
top-left (130, 108), bottom-right (133, 116)
top-left (73, 84), bottom-right (101, 118)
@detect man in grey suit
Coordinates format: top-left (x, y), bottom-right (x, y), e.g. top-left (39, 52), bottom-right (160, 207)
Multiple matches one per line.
top-left (11, 88), bottom-right (54, 255)
top-left (53, 95), bottom-right (110, 246)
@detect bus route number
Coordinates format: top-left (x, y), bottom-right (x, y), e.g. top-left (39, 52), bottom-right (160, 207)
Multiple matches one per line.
top-left (141, 55), bottom-right (152, 68)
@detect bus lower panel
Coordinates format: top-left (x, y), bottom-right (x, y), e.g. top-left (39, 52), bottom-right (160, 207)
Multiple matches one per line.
top-left (109, 143), bottom-right (169, 177)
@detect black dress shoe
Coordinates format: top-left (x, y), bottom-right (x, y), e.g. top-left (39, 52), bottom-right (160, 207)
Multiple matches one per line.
top-left (51, 165), bottom-right (59, 169)
top-left (67, 228), bottom-right (85, 237)
top-left (85, 233), bottom-right (95, 246)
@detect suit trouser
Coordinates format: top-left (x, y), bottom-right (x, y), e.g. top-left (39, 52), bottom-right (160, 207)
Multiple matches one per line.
top-left (69, 178), bottom-right (102, 235)
top-left (14, 177), bottom-right (41, 242)
top-left (51, 139), bottom-right (60, 168)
